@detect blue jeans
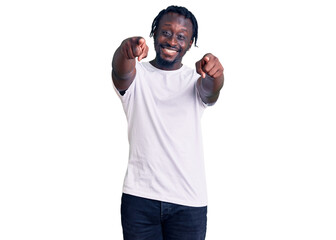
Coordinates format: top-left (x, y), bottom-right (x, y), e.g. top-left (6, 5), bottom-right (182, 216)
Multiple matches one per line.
top-left (121, 193), bottom-right (207, 240)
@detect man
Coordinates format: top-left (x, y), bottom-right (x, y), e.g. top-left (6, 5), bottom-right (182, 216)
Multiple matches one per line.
top-left (111, 5), bottom-right (224, 240)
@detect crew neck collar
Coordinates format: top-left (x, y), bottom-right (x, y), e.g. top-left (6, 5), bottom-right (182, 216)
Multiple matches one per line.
top-left (146, 61), bottom-right (185, 72)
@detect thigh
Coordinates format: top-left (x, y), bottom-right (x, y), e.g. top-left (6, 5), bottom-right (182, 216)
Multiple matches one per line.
top-left (121, 194), bottom-right (163, 240)
top-left (162, 204), bottom-right (207, 240)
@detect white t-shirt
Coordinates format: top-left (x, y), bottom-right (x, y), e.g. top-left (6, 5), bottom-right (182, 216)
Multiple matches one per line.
top-left (114, 61), bottom-right (209, 207)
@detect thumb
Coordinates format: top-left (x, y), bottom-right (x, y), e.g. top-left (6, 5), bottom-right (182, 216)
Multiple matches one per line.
top-left (200, 56), bottom-right (210, 78)
top-left (199, 64), bottom-right (206, 78)
top-left (196, 60), bottom-right (206, 79)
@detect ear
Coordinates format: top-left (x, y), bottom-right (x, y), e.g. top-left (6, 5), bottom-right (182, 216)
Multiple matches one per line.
top-left (187, 40), bottom-right (193, 51)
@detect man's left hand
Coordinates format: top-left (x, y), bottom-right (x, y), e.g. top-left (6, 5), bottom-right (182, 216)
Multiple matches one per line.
top-left (196, 53), bottom-right (224, 79)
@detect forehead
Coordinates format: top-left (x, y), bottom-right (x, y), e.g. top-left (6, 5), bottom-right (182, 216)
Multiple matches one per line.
top-left (158, 12), bottom-right (193, 32)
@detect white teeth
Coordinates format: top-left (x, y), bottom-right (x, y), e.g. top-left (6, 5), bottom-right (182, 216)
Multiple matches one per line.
top-left (163, 48), bottom-right (177, 54)
top-left (165, 49), bottom-right (176, 53)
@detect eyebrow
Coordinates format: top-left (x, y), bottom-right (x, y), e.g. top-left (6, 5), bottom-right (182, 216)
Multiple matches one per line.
top-left (162, 23), bottom-right (188, 32)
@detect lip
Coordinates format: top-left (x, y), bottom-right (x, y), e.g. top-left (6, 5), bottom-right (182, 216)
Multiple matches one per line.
top-left (160, 46), bottom-right (180, 57)
top-left (163, 48), bottom-right (177, 54)
top-left (162, 45), bottom-right (179, 50)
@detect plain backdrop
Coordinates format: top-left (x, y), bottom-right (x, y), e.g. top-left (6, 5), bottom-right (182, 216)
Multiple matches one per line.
top-left (0, 0), bottom-right (335, 239)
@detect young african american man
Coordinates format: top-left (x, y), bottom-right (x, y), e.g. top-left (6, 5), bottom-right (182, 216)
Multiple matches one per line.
top-left (112, 5), bottom-right (224, 240)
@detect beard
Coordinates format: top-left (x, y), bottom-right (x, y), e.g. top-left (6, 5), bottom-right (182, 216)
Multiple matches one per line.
top-left (153, 37), bottom-right (186, 68)
top-left (155, 51), bottom-right (179, 67)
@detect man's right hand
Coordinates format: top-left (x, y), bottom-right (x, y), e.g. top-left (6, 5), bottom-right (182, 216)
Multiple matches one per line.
top-left (121, 37), bottom-right (149, 61)
top-left (112, 37), bottom-right (149, 91)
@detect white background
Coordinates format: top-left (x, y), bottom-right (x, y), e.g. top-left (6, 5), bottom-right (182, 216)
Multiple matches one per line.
top-left (1, 0), bottom-right (335, 239)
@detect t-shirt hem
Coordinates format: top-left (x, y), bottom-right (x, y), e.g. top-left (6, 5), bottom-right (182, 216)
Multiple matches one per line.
top-left (122, 189), bottom-right (208, 207)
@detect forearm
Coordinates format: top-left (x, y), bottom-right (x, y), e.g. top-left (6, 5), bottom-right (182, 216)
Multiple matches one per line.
top-left (200, 74), bottom-right (224, 96)
top-left (195, 53), bottom-right (224, 103)
top-left (112, 44), bottom-right (136, 80)
top-left (198, 74), bottom-right (224, 103)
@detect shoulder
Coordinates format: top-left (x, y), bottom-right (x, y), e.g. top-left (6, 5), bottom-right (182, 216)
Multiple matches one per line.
top-left (136, 61), bottom-right (152, 73)
top-left (181, 64), bottom-right (200, 83)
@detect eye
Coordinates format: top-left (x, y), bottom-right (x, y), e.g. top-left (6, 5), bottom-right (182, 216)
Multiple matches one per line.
top-left (177, 34), bottom-right (186, 40)
top-left (162, 31), bottom-right (171, 37)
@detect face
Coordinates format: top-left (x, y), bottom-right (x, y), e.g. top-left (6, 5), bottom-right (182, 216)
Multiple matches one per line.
top-left (152, 12), bottom-right (193, 70)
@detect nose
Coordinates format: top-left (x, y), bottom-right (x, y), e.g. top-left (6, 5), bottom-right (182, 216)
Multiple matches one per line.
top-left (167, 35), bottom-right (178, 46)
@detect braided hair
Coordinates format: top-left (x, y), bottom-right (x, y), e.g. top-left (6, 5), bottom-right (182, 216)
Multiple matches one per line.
top-left (149, 6), bottom-right (199, 47)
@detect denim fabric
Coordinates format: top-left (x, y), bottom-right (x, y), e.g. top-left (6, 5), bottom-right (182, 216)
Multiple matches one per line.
top-left (121, 193), bottom-right (207, 240)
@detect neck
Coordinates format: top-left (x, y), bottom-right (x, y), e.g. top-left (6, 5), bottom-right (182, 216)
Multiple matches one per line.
top-left (150, 58), bottom-right (183, 71)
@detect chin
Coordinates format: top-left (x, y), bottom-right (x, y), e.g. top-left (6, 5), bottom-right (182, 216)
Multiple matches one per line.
top-left (156, 54), bottom-right (178, 67)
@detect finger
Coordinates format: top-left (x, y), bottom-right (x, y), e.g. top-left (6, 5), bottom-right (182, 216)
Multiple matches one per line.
top-left (203, 56), bottom-right (210, 63)
top-left (197, 67), bottom-right (206, 79)
top-left (200, 69), bottom-right (206, 79)
top-left (139, 41), bottom-right (148, 61)
top-left (137, 38), bottom-right (146, 55)
top-left (196, 60), bottom-right (206, 78)
top-left (131, 37), bottom-right (143, 57)
top-left (138, 45), bottom-right (148, 61)
top-left (133, 44), bottom-right (142, 57)
top-left (209, 67), bottom-right (222, 79)
top-left (214, 65), bottom-right (224, 78)
top-left (207, 63), bottom-right (221, 77)
top-left (124, 45), bottom-right (134, 59)
top-left (200, 56), bottom-right (211, 71)
top-left (202, 59), bottom-right (216, 75)
top-left (138, 37), bottom-right (145, 46)
top-left (138, 52), bottom-right (143, 61)
top-left (128, 46), bottom-right (137, 59)
top-left (213, 69), bottom-right (224, 79)
top-left (201, 55), bottom-right (210, 66)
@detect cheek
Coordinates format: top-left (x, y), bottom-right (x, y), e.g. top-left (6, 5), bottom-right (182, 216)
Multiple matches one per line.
top-left (156, 35), bottom-right (166, 43)
top-left (179, 41), bottom-right (189, 52)
top-left (153, 37), bottom-right (161, 50)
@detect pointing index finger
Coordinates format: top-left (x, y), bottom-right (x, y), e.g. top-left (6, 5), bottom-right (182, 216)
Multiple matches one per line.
top-left (200, 56), bottom-right (211, 78)
top-left (138, 38), bottom-right (148, 61)
top-left (138, 37), bottom-right (145, 46)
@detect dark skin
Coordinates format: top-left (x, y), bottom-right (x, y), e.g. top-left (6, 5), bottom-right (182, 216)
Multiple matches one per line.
top-left (112, 12), bottom-right (224, 104)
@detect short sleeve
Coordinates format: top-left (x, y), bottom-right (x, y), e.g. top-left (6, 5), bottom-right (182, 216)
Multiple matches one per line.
top-left (112, 61), bottom-right (140, 103)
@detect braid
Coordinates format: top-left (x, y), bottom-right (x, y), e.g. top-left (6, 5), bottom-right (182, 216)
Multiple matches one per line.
top-left (150, 6), bottom-right (199, 47)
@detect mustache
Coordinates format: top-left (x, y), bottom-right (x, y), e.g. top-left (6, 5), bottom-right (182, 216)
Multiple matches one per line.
top-left (160, 44), bottom-right (181, 52)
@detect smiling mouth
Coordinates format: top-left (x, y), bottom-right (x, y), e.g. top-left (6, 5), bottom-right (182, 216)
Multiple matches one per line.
top-left (164, 48), bottom-right (177, 54)
top-left (161, 46), bottom-right (179, 57)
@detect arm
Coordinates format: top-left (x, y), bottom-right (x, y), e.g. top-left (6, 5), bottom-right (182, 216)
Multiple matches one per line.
top-left (111, 37), bottom-right (149, 92)
top-left (196, 53), bottom-right (224, 104)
